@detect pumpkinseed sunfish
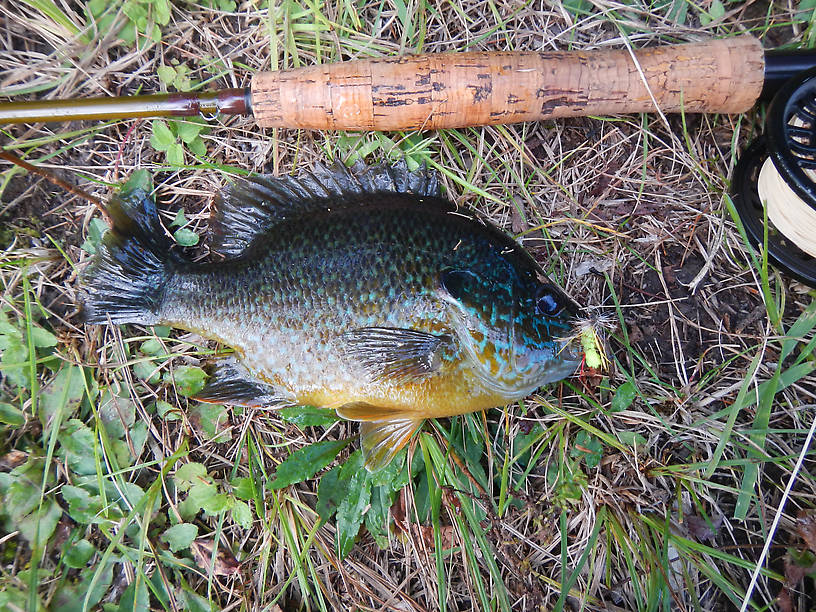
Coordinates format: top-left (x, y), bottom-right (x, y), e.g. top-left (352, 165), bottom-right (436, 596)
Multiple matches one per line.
top-left (81, 163), bottom-right (581, 470)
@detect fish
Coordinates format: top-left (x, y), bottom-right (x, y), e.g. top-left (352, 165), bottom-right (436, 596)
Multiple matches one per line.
top-left (80, 162), bottom-right (582, 471)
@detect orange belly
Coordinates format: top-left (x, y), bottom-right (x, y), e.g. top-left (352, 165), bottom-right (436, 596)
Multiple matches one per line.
top-left (295, 369), bottom-right (510, 420)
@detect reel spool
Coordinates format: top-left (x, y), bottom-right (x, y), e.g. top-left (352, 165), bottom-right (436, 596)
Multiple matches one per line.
top-left (732, 67), bottom-right (816, 288)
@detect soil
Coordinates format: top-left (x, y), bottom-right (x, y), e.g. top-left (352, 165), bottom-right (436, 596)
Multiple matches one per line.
top-left (617, 245), bottom-right (766, 384)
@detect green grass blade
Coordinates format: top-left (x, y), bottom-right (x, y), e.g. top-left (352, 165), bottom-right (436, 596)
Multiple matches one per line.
top-left (704, 347), bottom-right (763, 479)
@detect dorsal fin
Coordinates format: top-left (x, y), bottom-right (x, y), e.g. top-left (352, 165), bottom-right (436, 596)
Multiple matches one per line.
top-left (209, 160), bottom-right (440, 259)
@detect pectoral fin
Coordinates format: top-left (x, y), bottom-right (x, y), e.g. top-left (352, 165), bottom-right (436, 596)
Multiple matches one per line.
top-left (343, 327), bottom-right (452, 385)
top-left (337, 402), bottom-right (423, 472)
top-left (195, 358), bottom-right (283, 407)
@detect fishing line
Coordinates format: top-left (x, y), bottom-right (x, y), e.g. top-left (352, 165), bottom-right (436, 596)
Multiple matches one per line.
top-left (757, 157), bottom-right (816, 258)
top-left (738, 404), bottom-right (816, 612)
top-left (732, 67), bottom-right (816, 288)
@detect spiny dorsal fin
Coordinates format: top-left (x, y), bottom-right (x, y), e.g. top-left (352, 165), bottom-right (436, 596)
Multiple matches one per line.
top-left (336, 401), bottom-right (423, 472)
top-left (209, 160), bottom-right (441, 259)
top-left (195, 358), bottom-right (284, 407)
top-left (342, 327), bottom-right (452, 386)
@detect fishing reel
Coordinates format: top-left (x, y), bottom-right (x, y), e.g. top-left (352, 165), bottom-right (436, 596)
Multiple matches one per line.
top-left (732, 67), bottom-right (816, 288)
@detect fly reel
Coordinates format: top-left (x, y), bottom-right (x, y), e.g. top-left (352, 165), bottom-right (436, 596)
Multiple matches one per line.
top-left (732, 67), bottom-right (816, 288)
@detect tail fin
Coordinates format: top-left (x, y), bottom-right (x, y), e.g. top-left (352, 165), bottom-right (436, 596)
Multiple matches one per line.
top-left (80, 189), bottom-right (182, 325)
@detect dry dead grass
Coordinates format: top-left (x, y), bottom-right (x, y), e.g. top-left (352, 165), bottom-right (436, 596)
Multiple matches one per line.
top-left (2, 1), bottom-right (816, 611)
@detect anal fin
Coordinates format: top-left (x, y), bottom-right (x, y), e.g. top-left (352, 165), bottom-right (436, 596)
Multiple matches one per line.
top-left (337, 402), bottom-right (423, 472)
top-left (195, 358), bottom-right (283, 408)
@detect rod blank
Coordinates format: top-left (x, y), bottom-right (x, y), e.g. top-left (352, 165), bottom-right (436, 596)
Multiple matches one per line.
top-left (0, 89), bottom-right (250, 125)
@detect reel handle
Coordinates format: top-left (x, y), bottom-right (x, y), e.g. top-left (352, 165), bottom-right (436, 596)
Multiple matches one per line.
top-left (251, 35), bottom-right (765, 131)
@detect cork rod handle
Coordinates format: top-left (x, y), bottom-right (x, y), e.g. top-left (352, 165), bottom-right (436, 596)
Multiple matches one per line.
top-left (250, 35), bottom-right (764, 131)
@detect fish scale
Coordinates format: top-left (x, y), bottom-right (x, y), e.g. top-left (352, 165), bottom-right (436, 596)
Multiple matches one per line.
top-left (80, 163), bottom-right (581, 470)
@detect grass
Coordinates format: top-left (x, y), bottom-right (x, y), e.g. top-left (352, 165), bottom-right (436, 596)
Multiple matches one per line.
top-left (2, 0), bottom-right (816, 610)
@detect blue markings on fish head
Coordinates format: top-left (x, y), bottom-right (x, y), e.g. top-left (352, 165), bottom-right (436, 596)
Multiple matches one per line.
top-left (511, 278), bottom-right (582, 388)
top-left (440, 267), bottom-right (580, 399)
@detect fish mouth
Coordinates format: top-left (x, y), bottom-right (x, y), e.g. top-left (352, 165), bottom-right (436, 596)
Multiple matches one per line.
top-left (557, 338), bottom-right (582, 363)
top-left (511, 338), bottom-right (582, 390)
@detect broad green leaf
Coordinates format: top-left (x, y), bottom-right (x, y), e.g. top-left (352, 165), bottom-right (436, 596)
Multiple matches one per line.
top-left (0, 310), bottom-right (20, 336)
top-left (122, 0), bottom-right (147, 22)
top-left (149, 22), bottom-right (162, 43)
top-left (0, 402), bottom-right (24, 426)
top-left (4, 466), bottom-right (44, 521)
top-left (174, 462), bottom-right (209, 490)
top-left (178, 497), bottom-right (199, 522)
top-left (189, 403), bottom-right (229, 442)
top-left (177, 587), bottom-right (211, 612)
top-left (118, 23), bottom-right (137, 44)
top-left (111, 438), bottom-right (131, 468)
top-left (610, 381), bottom-right (637, 412)
top-left (617, 431), bottom-right (647, 448)
top-left (231, 499), bottom-right (252, 528)
top-left (55, 560), bottom-right (114, 611)
top-left (280, 405), bottom-right (340, 428)
top-left (336, 451), bottom-right (372, 558)
top-left (161, 523), bottom-right (198, 552)
top-left (133, 359), bottom-right (161, 384)
top-left (176, 120), bottom-right (205, 143)
top-left (173, 227), bottom-right (200, 246)
top-left (201, 492), bottom-right (230, 514)
top-left (367, 449), bottom-right (407, 487)
top-left (118, 579), bottom-right (150, 612)
top-left (130, 421), bottom-right (148, 459)
top-left (316, 465), bottom-right (344, 521)
top-left (166, 365), bottom-right (207, 396)
top-left (81, 217), bottom-right (110, 254)
top-left (155, 399), bottom-right (182, 421)
top-left (115, 482), bottom-right (145, 511)
top-left (231, 476), bottom-right (254, 500)
top-left (60, 419), bottom-right (97, 475)
top-left (120, 169), bottom-right (152, 195)
top-left (166, 142), bottom-right (185, 166)
top-left (1, 334), bottom-right (29, 388)
top-left (61, 485), bottom-right (105, 524)
top-left (571, 431), bottom-right (603, 469)
top-left (365, 484), bottom-right (391, 548)
top-left (152, 325), bottom-right (172, 338)
top-left (154, 0), bottom-right (171, 24)
top-left (40, 365), bottom-right (86, 433)
top-left (0, 587), bottom-right (41, 612)
top-left (29, 326), bottom-right (57, 347)
top-left (150, 119), bottom-right (175, 151)
top-left (170, 208), bottom-right (187, 227)
top-left (17, 498), bottom-right (61, 549)
top-left (269, 438), bottom-right (351, 489)
top-left (63, 539), bottom-right (95, 568)
top-left (183, 481), bottom-right (220, 516)
top-left (709, 0), bottom-right (725, 19)
top-left (140, 338), bottom-right (165, 355)
top-left (97, 388), bottom-right (136, 439)
top-left (187, 136), bottom-right (207, 156)
top-left (157, 65), bottom-right (176, 85)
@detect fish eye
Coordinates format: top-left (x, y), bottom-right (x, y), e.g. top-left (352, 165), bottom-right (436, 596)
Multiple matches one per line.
top-left (536, 286), bottom-right (564, 316)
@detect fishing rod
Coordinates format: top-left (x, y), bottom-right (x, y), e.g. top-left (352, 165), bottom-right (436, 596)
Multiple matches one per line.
top-left (0, 35), bottom-right (813, 130)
